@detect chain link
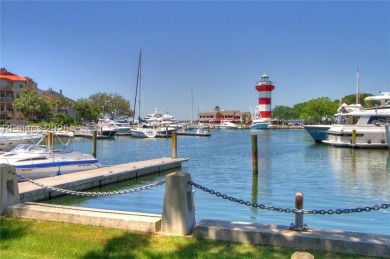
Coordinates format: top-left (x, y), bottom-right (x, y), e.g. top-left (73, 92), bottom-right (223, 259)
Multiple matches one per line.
top-left (12, 171), bottom-right (165, 197)
top-left (11, 171), bottom-right (390, 214)
top-left (189, 181), bottom-right (390, 215)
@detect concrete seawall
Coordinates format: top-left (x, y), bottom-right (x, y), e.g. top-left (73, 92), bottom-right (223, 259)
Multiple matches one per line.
top-left (193, 219), bottom-right (390, 258)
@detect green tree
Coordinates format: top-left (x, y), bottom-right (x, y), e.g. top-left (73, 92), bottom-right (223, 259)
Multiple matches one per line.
top-left (110, 93), bottom-right (133, 118)
top-left (74, 98), bottom-right (100, 123)
top-left (214, 106), bottom-right (220, 112)
top-left (300, 97), bottom-right (338, 124)
top-left (47, 95), bottom-right (71, 114)
top-left (13, 88), bottom-right (52, 121)
top-left (336, 93), bottom-right (373, 106)
top-left (54, 113), bottom-right (75, 125)
top-left (88, 92), bottom-right (132, 119)
top-left (272, 105), bottom-right (295, 124)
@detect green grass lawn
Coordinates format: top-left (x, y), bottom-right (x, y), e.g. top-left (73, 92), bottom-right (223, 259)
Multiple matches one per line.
top-left (0, 216), bottom-right (377, 259)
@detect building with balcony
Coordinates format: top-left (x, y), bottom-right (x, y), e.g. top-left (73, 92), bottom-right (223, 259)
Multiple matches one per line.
top-left (0, 68), bottom-right (75, 123)
top-left (0, 68), bottom-right (38, 121)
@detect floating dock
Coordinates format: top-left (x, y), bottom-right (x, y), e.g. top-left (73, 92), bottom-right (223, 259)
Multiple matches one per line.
top-left (177, 131), bottom-right (211, 137)
top-left (18, 157), bottom-right (188, 203)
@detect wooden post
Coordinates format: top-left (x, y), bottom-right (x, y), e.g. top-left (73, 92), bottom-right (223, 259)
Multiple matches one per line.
top-left (251, 134), bottom-right (258, 174)
top-left (251, 173), bottom-right (258, 205)
top-left (47, 132), bottom-right (53, 151)
top-left (171, 131), bottom-right (177, 159)
top-left (92, 130), bottom-right (97, 158)
top-left (352, 129), bottom-right (356, 145)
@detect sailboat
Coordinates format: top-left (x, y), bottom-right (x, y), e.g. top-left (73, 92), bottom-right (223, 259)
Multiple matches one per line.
top-left (130, 50), bottom-right (157, 138)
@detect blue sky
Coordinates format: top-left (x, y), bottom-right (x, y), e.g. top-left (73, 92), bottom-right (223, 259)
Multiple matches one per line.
top-left (1, 1), bottom-right (389, 120)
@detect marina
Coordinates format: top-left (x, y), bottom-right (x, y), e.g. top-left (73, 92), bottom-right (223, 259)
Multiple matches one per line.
top-left (34, 128), bottom-right (389, 236)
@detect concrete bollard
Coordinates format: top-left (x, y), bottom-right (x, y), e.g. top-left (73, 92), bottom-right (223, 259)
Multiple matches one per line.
top-left (0, 164), bottom-right (20, 215)
top-left (161, 172), bottom-right (196, 235)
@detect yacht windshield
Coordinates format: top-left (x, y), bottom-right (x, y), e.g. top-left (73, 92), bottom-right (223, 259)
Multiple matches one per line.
top-left (367, 116), bottom-right (390, 125)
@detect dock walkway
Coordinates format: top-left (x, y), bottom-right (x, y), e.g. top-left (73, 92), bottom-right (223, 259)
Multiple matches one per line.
top-left (18, 157), bottom-right (188, 202)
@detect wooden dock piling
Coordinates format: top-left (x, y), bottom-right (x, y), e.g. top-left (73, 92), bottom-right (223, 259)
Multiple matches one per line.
top-left (92, 130), bottom-right (97, 157)
top-left (251, 134), bottom-right (258, 174)
top-left (172, 131), bottom-right (177, 159)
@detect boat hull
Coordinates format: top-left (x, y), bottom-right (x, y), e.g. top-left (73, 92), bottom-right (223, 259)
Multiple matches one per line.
top-left (116, 127), bottom-right (132, 135)
top-left (219, 120), bottom-right (237, 129)
top-left (130, 128), bottom-right (157, 138)
top-left (16, 159), bottom-right (101, 180)
top-left (250, 123), bottom-right (268, 130)
top-left (323, 126), bottom-right (387, 148)
top-left (219, 126), bottom-right (237, 130)
top-left (303, 125), bottom-right (331, 143)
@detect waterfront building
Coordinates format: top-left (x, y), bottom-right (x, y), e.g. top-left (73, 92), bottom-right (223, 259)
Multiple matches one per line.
top-left (0, 68), bottom-right (75, 123)
top-left (0, 68), bottom-right (37, 121)
top-left (198, 110), bottom-right (251, 123)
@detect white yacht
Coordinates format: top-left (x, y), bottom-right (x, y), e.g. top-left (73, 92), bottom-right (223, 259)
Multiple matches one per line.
top-left (130, 127), bottom-right (157, 138)
top-left (0, 133), bottom-right (101, 180)
top-left (322, 93), bottom-right (390, 148)
top-left (0, 127), bottom-right (44, 151)
top-left (304, 103), bottom-right (363, 143)
top-left (97, 118), bottom-right (118, 137)
top-left (219, 120), bottom-right (238, 129)
top-left (113, 118), bottom-right (132, 135)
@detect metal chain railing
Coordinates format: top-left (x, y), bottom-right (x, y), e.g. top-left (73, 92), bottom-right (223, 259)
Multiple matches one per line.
top-left (12, 170), bottom-right (390, 215)
top-left (189, 181), bottom-right (390, 215)
top-left (13, 171), bottom-right (165, 197)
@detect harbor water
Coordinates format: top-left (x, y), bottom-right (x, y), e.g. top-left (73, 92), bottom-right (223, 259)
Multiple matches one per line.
top-left (44, 129), bottom-right (390, 235)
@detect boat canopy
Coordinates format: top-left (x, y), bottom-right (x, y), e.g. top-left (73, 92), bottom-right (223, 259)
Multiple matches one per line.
top-left (364, 92), bottom-right (390, 108)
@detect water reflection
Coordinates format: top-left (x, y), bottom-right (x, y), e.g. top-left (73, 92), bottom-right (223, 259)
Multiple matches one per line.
top-left (327, 147), bottom-right (390, 201)
top-left (45, 130), bottom-right (389, 235)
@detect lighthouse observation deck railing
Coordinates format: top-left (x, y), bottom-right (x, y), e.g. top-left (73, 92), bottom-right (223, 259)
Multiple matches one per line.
top-left (256, 80), bottom-right (274, 85)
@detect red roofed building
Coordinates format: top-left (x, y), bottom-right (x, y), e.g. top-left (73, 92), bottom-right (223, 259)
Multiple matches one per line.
top-left (0, 68), bottom-right (38, 121)
top-left (0, 68), bottom-right (75, 122)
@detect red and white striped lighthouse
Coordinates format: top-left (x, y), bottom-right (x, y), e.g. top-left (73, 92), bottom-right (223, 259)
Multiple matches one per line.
top-left (255, 73), bottom-right (275, 121)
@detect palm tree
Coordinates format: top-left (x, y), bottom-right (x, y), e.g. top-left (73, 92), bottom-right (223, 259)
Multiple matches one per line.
top-left (214, 106), bottom-right (220, 112)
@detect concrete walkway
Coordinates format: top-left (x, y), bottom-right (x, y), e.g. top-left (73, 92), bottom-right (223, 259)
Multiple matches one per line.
top-left (18, 157), bottom-right (188, 202)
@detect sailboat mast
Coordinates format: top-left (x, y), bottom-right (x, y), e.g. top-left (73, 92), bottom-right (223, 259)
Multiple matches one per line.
top-left (191, 88), bottom-right (193, 122)
top-left (138, 50), bottom-right (142, 120)
top-left (356, 67), bottom-right (360, 104)
top-left (133, 50), bottom-right (142, 122)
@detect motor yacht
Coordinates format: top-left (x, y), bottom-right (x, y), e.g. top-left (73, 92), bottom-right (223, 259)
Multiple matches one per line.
top-left (219, 120), bottom-right (238, 129)
top-left (0, 133), bottom-right (101, 180)
top-left (322, 93), bottom-right (390, 148)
